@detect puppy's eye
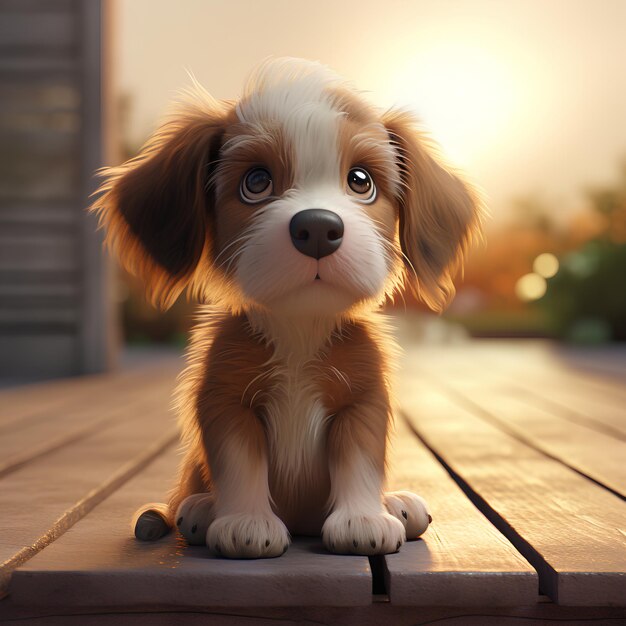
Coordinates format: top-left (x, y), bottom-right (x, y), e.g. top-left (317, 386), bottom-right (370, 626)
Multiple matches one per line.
top-left (240, 167), bottom-right (273, 204)
top-left (347, 167), bottom-right (376, 203)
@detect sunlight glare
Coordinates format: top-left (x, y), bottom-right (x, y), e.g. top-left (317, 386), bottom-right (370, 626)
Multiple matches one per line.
top-left (384, 41), bottom-right (521, 168)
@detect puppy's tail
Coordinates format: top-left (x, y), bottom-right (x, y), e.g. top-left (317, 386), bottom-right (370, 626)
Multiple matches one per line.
top-left (132, 502), bottom-right (172, 541)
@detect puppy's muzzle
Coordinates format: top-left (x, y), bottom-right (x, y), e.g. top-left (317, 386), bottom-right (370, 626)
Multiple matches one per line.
top-left (289, 209), bottom-right (344, 259)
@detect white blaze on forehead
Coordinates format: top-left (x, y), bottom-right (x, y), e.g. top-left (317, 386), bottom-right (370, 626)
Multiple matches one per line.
top-left (236, 58), bottom-right (344, 186)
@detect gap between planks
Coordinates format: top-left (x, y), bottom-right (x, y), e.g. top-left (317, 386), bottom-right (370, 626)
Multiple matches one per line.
top-left (398, 381), bottom-right (626, 605)
top-left (0, 382), bottom-right (176, 479)
top-left (382, 414), bottom-right (537, 606)
top-left (0, 359), bottom-right (181, 432)
top-left (409, 369), bottom-right (625, 502)
top-left (430, 342), bottom-right (626, 440)
top-left (9, 447), bottom-right (373, 608)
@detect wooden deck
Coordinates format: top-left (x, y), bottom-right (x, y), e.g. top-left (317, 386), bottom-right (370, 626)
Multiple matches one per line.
top-left (0, 339), bottom-right (625, 625)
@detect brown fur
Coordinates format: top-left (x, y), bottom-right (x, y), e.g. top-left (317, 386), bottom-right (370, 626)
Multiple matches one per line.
top-left (92, 99), bottom-right (238, 309)
top-left (168, 312), bottom-right (393, 536)
top-left (383, 109), bottom-right (484, 311)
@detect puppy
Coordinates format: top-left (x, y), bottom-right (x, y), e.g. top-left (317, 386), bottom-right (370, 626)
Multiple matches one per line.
top-left (92, 58), bottom-right (482, 558)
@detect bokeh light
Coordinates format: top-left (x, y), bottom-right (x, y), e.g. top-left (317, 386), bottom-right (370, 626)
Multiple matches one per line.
top-left (533, 253), bottom-right (560, 278)
top-left (515, 273), bottom-right (547, 302)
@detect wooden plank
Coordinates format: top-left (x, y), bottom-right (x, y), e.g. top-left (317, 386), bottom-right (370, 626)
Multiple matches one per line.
top-left (403, 347), bottom-right (626, 497)
top-left (510, 381), bottom-right (626, 441)
top-left (10, 451), bottom-right (373, 608)
top-left (516, 343), bottom-right (626, 388)
top-left (420, 378), bottom-right (626, 499)
top-left (414, 340), bottom-right (626, 398)
top-left (0, 368), bottom-right (176, 477)
top-left (558, 346), bottom-right (626, 379)
top-left (398, 372), bottom-right (626, 606)
top-left (470, 343), bottom-right (626, 439)
top-left (462, 340), bottom-right (626, 403)
top-left (382, 415), bottom-right (537, 606)
top-left (414, 343), bottom-right (626, 441)
top-left (0, 397), bottom-right (178, 594)
top-left (0, 357), bottom-right (180, 426)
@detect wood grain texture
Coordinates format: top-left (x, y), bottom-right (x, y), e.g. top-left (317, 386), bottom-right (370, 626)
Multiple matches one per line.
top-left (10, 450), bottom-right (373, 608)
top-left (0, 393), bottom-right (178, 594)
top-left (424, 380), bottom-right (626, 499)
top-left (410, 342), bottom-right (626, 440)
top-left (0, 373), bottom-right (175, 478)
top-left (2, 340), bottom-right (625, 611)
top-left (0, 357), bottom-right (180, 427)
top-left (404, 350), bottom-right (626, 498)
top-left (382, 416), bottom-right (537, 606)
top-left (398, 357), bottom-right (626, 606)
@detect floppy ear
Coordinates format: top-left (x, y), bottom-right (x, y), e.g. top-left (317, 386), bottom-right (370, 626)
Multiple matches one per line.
top-left (91, 95), bottom-right (233, 309)
top-left (383, 109), bottom-right (484, 312)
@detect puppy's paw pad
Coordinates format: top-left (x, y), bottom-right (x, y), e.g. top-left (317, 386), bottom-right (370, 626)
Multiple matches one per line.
top-left (322, 510), bottom-right (405, 555)
top-left (207, 513), bottom-right (290, 559)
top-left (175, 493), bottom-right (216, 546)
top-left (384, 490), bottom-right (431, 539)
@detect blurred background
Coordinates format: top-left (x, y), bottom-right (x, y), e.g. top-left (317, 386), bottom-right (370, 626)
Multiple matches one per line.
top-left (1, 0), bottom-right (626, 382)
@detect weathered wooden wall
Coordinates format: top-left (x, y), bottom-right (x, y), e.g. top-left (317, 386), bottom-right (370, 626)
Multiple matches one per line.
top-left (0, 0), bottom-right (116, 381)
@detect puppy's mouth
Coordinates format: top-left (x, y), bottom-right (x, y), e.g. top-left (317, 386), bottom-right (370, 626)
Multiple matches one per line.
top-left (314, 272), bottom-right (321, 280)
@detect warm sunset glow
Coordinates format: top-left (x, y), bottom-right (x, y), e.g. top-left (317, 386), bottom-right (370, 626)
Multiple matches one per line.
top-left (383, 42), bottom-right (522, 167)
top-left (119, 0), bottom-right (626, 222)
top-left (533, 253), bottom-right (560, 279)
top-left (515, 273), bottom-right (547, 302)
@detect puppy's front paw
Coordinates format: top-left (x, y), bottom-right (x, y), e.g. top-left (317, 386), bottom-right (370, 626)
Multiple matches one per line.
top-left (384, 490), bottom-right (431, 539)
top-left (175, 493), bottom-right (216, 546)
top-left (207, 513), bottom-right (290, 559)
top-left (322, 509), bottom-right (405, 555)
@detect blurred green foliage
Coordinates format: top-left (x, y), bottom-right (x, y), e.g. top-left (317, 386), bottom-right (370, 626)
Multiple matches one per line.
top-left (539, 165), bottom-right (626, 343)
top-left (541, 240), bottom-right (626, 342)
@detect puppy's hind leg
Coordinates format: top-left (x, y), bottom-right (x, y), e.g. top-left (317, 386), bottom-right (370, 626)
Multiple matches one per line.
top-left (384, 490), bottom-right (432, 540)
top-left (133, 449), bottom-right (208, 542)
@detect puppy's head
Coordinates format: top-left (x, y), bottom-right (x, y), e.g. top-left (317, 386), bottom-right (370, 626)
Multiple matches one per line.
top-left (92, 58), bottom-right (483, 316)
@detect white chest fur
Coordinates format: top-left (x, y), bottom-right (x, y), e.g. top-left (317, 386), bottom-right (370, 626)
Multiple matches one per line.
top-left (246, 311), bottom-right (342, 494)
top-left (262, 362), bottom-right (328, 489)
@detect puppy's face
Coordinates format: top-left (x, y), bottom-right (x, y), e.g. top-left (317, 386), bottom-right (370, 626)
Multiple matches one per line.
top-left (93, 59), bottom-right (482, 316)
top-left (210, 84), bottom-right (402, 315)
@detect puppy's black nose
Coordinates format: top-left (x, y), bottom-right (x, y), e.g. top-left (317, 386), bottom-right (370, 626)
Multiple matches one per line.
top-left (289, 209), bottom-right (344, 259)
